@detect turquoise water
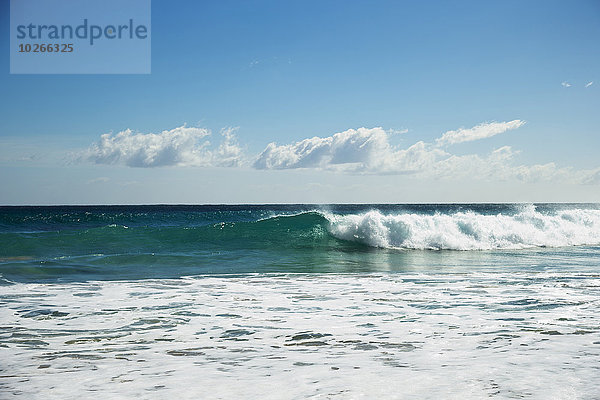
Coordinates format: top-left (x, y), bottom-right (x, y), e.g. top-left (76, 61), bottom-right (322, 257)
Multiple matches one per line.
top-left (1, 204), bottom-right (600, 398)
top-left (1, 203), bottom-right (600, 281)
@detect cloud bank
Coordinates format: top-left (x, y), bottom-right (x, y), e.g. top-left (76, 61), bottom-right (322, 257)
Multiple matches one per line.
top-left (252, 122), bottom-right (599, 184)
top-left (253, 127), bottom-right (399, 171)
top-left (85, 126), bottom-right (243, 168)
top-left (83, 121), bottom-right (600, 185)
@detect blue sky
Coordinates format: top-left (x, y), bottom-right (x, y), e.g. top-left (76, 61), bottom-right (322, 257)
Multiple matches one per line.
top-left (1, 0), bottom-right (599, 204)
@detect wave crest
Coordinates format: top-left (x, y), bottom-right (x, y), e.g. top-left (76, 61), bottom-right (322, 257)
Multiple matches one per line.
top-left (324, 206), bottom-right (600, 250)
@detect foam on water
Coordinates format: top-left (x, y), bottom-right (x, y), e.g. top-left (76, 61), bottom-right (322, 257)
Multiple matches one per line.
top-left (1, 204), bottom-right (600, 398)
top-left (325, 205), bottom-right (600, 250)
top-left (1, 273), bottom-right (599, 399)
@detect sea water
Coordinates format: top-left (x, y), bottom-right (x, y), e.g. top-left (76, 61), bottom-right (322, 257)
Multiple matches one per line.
top-left (1, 204), bottom-right (599, 398)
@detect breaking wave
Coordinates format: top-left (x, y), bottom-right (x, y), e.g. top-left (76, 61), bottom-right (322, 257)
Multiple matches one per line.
top-left (324, 205), bottom-right (600, 250)
top-left (2, 204), bottom-right (600, 281)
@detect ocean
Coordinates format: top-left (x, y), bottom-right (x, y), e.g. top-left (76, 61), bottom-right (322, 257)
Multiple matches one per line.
top-left (1, 204), bottom-right (599, 399)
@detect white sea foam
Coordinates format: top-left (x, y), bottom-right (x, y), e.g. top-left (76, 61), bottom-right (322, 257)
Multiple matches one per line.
top-left (325, 205), bottom-right (600, 250)
top-left (1, 272), bottom-right (599, 399)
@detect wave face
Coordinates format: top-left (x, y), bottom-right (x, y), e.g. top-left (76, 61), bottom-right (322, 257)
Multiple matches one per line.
top-left (0, 211), bottom-right (340, 258)
top-left (326, 205), bottom-right (600, 250)
top-left (1, 204), bottom-right (599, 281)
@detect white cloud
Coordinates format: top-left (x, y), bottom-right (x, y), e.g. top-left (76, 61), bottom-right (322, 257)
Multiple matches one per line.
top-left (84, 125), bottom-right (244, 168)
top-left (562, 81), bottom-right (572, 87)
top-left (214, 127), bottom-right (244, 167)
top-left (253, 127), bottom-right (407, 171)
top-left (585, 81), bottom-right (594, 88)
top-left (82, 122), bottom-right (600, 186)
top-left (436, 120), bottom-right (525, 146)
top-left (426, 146), bottom-right (600, 184)
top-left (253, 127), bottom-right (468, 174)
top-left (252, 123), bottom-right (599, 184)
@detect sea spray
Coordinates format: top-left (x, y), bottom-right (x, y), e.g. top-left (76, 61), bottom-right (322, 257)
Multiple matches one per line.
top-left (324, 205), bottom-right (600, 250)
top-left (2, 204), bottom-right (600, 282)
